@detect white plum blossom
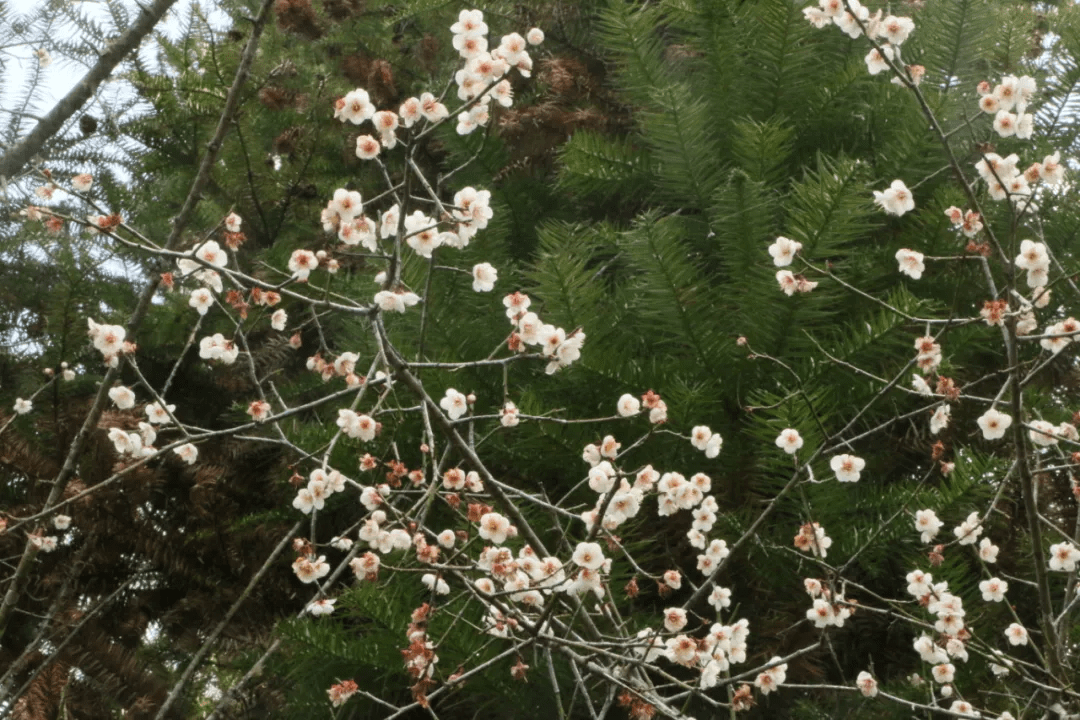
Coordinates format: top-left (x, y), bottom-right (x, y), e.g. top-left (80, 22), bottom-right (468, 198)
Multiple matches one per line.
top-left (754, 658), bottom-right (787, 695)
top-left (173, 443), bottom-right (198, 464)
top-left (199, 333), bottom-right (239, 364)
top-left (953, 512), bottom-right (983, 545)
top-left (895, 249), bottom-right (925, 279)
top-left (189, 288), bottom-right (214, 315)
top-left (931, 663), bottom-right (955, 684)
top-left (776, 269), bottom-right (817, 295)
top-left (912, 374), bottom-right (932, 396)
top-left (191, 240), bottom-right (228, 268)
top-left (478, 512), bottom-right (511, 544)
top-left (775, 428), bottom-right (804, 454)
top-left (948, 700), bottom-right (979, 718)
top-left (930, 404), bottom-right (950, 434)
top-left (856, 671), bottom-right (878, 698)
top-left (978, 537), bottom-right (999, 563)
top-left (404, 210), bottom-right (441, 258)
top-left (1028, 419), bottom-right (1058, 446)
top-left (440, 388), bottom-right (469, 420)
top-left (271, 309), bottom-right (287, 331)
top-left (374, 289), bottom-right (421, 313)
top-left (705, 432), bottom-right (722, 458)
top-left (795, 523), bottom-right (832, 558)
top-left (335, 89), bottom-right (376, 125)
top-left (663, 608), bottom-right (688, 632)
top-left (87, 319), bottom-right (126, 359)
top-left (306, 598), bottom-right (336, 616)
top-left (14, 398), bottom-right (32, 414)
top-left (288, 249), bottom-right (318, 280)
top-left (768, 236), bottom-right (802, 267)
top-left (915, 509), bottom-right (943, 543)
top-left (906, 570), bottom-right (933, 598)
top-left (879, 15), bottom-right (914, 45)
top-left (979, 577), bottom-right (1007, 602)
top-left (145, 401), bottom-right (177, 425)
top-left (1039, 320), bottom-right (1075, 355)
top-left (1004, 622), bottom-right (1028, 646)
top-left (500, 401), bottom-right (520, 427)
top-left (437, 530), bottom-right (456, 548)
top-left (1041, 151), bottom-right (1066, 185)
top-left (472, 263), bottom-right (497, 292)
top-left (872, 179), bottom-right (915, 216)
top-left (292, 555), bottom-right (331, 584)
top-left (572, 542), bottom-right (605, 570)
top-left (422, 573), bottom-right (451, 595)
top-left (708, 586), bottom-right (732, 611)
top-left (691, 426), bottom-right (712, 451)
top-left (355, 134), bottom-right (380, 160)
top-left (617, 393), bottom-right (641, 417)
top-left (664, 635), bottom-right (698, 666)
top-left (1048, 541), bottom-right (1080, 572)
top-left (914, 635), bottom-right (949, 664)
top-left (776, 270), bottom-right (797, 295)
top-left (830, 453), bottom-right (865, 483)
top-left (977, 408), bottom-right (1012, 440)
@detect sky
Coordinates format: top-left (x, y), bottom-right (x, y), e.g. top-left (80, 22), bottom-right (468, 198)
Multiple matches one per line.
top-left (1, 0), bottom-right (231, 164)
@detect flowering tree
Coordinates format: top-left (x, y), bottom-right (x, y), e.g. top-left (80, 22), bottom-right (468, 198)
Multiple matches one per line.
top-left (3, 0), bottom-right (1080, 718)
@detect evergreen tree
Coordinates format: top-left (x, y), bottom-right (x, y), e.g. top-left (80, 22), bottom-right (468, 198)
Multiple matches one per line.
top-left (3, 1), bottom-right (1080, 719)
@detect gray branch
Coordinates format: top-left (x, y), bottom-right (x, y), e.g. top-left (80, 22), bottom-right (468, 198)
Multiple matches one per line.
top-left (0, 0), bottom-right (180, 182)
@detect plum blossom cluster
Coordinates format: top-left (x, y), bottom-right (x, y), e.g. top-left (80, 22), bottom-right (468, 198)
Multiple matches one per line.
top-left (976, 149), bottom-right (1065, 209)
top-left (977, 76), bottom-right (1037, 140)
top-left (914, 508), bottom-right (944, 543)
top-left (87, 319), bottom-right (132, 366)
top-left (944, 206), bottom-right (984, 238)
top-left (1014, 240), bottom-right (1053, 298)
top-left (293, 468), bottom-right (349, 514)
top-left (107, 424), bottom-right (157, 459)
top-left (914, 335), bottom-right (942, 373)
top-left (794, 522), bottom-right (832, 558)
top-left (638, 616), bottom-right (751, 691)
top-left (804, 578), bottom-right (854, 629)
top-left (28, 533), bottom-right (58, 553)
top-left (906, 571), bottom-right (971, 665)
top-left (803, 1), bottom-right (914, 51)
top-left (1038, 317), bottom-right (1078, 356)
top-left (448, 11), bottom-right (541, 135)
top-left (304, 351), bottom-right (367, 386)
top-left (776, 269), bottom-right (818, 296)
top-left (292, 553), bottom-right (330, 584)
top-left (804, 0), bottom-right (927, 92)
top-left (317, 12), bottom-right (545, 322)
top-left (504, 291), bottom-right (586, 374)
top-left (689, 425), bottom-right (723, 458)
top-left (336, 409), bottom-right (378, 441)
top-left (199, 333), bottom-right (239, 364)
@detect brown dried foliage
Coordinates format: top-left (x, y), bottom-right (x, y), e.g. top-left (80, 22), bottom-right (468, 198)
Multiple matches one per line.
top-left (274, 0), bottom-right (323, 40)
